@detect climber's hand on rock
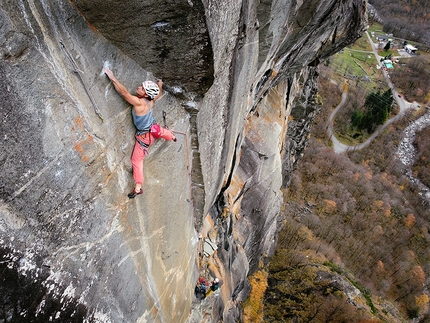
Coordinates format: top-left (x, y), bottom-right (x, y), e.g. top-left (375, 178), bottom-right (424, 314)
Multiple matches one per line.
top-left (104, 67), bottom-right (114, 79)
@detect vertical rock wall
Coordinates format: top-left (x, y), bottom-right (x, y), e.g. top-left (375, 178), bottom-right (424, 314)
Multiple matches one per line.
top-left (0, 0), bottom-right (366, 322)
top-left (193, 0), bottom-right (367, 321)
top-left (1, 1), bottom-right (195, 322)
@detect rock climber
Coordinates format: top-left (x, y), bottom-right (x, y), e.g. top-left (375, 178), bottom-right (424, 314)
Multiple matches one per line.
top-left (194, 277), bottom-right (220, 300)
top-left (211, 278), bottom-right (220, 291)
top-left (104, 67), bottom-right (176, 198)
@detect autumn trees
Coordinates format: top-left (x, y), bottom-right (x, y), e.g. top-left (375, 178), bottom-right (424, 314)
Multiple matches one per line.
top-left (368, 0), bottom-right (430, 45)
top-left (264, 217), bottom-right (375, 323)
top-left (413, 126), bottom-right (430, 187)
top-left (390, 57), bottom-right (430, 104)
top-left (263, 76), bottom-right (430, 321)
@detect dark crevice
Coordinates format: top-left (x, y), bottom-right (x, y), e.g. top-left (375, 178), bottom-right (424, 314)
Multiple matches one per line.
top-left (210, 133), bottom-right (242, 219)
top-left (255, 69), bottom-right (272, 99)
top-left (308, 57), bottom-right (320, 67)
top-left (183, 106), bottom-right (206, 231)
top-left (332, 26), bottom-right (338, 44)
top-left (285, 77), bottom-right (293, 108)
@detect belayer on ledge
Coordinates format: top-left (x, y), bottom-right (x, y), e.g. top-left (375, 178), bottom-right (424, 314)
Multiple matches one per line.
top-left (194, 277), bottom-right (220, 300)
top-left (104, 67), bottom-right (177, 198)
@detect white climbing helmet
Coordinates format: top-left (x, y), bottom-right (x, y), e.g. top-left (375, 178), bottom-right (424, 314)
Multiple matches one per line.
top-left (142, 80), bottom-right (160, 99)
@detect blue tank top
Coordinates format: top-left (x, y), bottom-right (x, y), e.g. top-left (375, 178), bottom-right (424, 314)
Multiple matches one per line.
top-left (132, 105), bottom-right (155, 131)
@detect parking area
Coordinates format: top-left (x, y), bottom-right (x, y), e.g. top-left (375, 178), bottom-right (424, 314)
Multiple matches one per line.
top-left (396, 49), bottom-right (414, 58)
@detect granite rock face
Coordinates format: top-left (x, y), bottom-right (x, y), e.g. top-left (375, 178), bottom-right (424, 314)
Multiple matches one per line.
top-left (72, 0), bottom-right (214, 97)
top-left (0, 0), bottom-right (366, 322)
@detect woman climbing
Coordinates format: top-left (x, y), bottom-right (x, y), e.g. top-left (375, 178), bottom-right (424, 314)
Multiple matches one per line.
top-left (104, 67), bottom-right (177, 198)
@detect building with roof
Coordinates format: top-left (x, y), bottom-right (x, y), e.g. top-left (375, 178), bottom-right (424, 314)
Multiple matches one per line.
top-left (382, 60), bottom-right (394, 69)
top-left (405, 44), bottom-right (418, 54)
top-left (376, 35), bottom-right (388, 42)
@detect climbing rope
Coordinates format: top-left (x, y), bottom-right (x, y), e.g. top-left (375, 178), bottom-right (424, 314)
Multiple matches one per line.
top-left (172, 129), bottom-right (194, 209)
top-left (162, 111), bottom-right (195, 214)
top-left (169, 115), bottom-right (221, 295)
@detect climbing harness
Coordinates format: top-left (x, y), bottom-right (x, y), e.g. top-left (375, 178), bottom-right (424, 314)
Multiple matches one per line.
top-left (135, 123), bottom-right (163, 149)
top-left (135, 130), bottom-right (151, 148)
top-left (59, 40), bottom-right (104, 122)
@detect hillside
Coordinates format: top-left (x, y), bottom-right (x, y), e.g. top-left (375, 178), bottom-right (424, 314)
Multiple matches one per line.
top-left (263, 64), bottom-right (430, 322)
top-left (260, 17), bottom-right (430, 320)
top-left (368, 0), bottom-right (430, 45)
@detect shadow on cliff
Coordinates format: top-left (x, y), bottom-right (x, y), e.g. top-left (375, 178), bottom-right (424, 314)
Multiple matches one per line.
top-left (0, 247), bottom-right (89, 323)
top-left (71, 0), bottom-right (214, 97)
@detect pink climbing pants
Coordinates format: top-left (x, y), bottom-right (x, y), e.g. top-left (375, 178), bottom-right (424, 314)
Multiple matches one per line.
top-left (131, 126), bottom-right (175, 185)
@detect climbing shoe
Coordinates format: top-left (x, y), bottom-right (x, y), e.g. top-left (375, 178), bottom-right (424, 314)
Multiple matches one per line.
top-left (128, 188), bottom-right (143, 199)
top-left (173, 137), bottom-right (177, 142)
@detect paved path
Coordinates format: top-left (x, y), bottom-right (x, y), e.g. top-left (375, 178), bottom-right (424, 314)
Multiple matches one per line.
top-left (365, 31), bottom-right (410, 113)
top-left (327, 88), bottom-right (349, 153)
top-left (327, 31), bottom-right (414, 154)
top-left (328, 32), bottom-right (430, 203)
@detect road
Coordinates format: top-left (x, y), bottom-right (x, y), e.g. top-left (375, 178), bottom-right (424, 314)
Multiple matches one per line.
top-left (327, 87), bottom-right (349, 153)
top-left (327, 31), bottom-right (413, 154)
top-left (365, 31), bottom-right (408, 113)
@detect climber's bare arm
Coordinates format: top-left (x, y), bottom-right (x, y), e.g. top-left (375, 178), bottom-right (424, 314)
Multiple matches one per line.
top-left (104, 67), bottom-right (141, 106)
top-left (153, 79), bottom-right (163, 101)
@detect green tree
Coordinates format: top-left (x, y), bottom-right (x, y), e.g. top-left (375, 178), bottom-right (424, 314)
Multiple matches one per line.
top-left (384, 41), bottom-right (391, 51)
top-left (351, 110), bottom-right (364, 128)
top-left (351, 90), bottom-right (393, 133)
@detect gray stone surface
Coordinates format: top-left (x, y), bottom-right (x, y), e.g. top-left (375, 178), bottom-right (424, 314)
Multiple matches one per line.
top-left (71, 0), bottom-right (214, 96)
top-left (0, 0), bottom-right (366, 322)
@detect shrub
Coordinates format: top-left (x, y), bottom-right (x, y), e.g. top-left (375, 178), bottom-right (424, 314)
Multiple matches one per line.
top-left (243, 270), bottom-right (268, 323)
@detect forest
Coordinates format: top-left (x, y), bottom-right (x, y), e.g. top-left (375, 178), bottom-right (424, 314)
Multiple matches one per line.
top-left (260, 71), bottom-right (430, 322)
top-left (368, 0), bottom-right (430, 45)
top-left (390, 57), bottom-right (430, 104)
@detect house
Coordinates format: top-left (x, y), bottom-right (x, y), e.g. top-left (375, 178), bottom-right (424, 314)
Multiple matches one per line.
top-left (405, 44), bottom-right (418, 54)
top-left (376, 35), bottom-right (388, 42)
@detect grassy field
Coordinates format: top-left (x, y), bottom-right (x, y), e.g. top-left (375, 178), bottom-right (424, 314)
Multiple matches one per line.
top-left (329, 50), bottom-right (384, 86)
top-left (378, 49), bottom-right (397, 58)
top-left (367, 22), bottom-right (384, 33)
top-left (347, 36), bottom-right (373, 51)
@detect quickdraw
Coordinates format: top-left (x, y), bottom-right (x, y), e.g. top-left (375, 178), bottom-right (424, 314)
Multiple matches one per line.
top-left (162, 110), bottom-right (168, 129)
